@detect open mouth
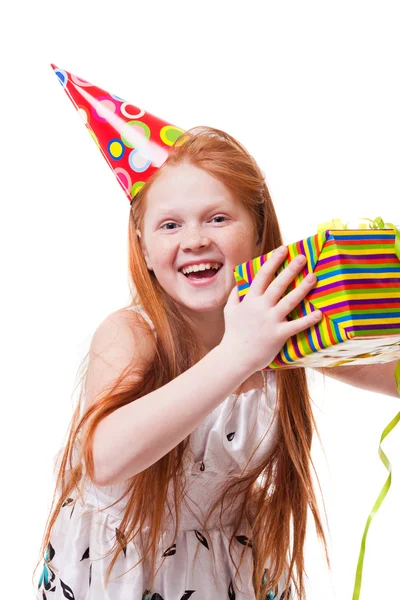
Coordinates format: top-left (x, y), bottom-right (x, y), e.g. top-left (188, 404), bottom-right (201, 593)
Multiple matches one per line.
top-left (179, 263), bottom-right (223, 282)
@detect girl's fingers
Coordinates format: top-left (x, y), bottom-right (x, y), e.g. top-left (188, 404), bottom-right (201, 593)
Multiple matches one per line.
top-left (282, 309), bottom-right (323, 339)
top-left (242, 248), bottom-right (321, 330)
top-left (275, 271), bottom-right (318, 319)
top-left (225, 282), bottom-right (240, 309)
top-left (246, 246), bottom-right (289, 298)
top-left (262, 252), bottom-right (308, 307)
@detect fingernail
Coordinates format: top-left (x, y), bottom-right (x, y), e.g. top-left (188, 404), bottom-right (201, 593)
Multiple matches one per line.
top-left (274, 245), bottom-right (286, 254)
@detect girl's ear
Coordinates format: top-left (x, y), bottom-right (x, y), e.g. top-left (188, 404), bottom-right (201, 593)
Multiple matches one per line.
top-left (136, 229), bottom-right (153, 271)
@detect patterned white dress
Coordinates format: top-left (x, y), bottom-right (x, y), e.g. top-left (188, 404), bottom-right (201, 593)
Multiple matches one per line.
top-left (36, 305), bottom-right (293, 600)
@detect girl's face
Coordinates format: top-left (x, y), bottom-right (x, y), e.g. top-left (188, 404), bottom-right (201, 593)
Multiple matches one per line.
top-left (137, 162), bottom-right (261, 315)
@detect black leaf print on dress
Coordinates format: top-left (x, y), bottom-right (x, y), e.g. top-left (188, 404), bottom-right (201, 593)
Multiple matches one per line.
top-left (80, 546), bottom-right (89, 561)
top-left (47, 542), bottom-right (56, 562)
top-left (200, 461), bottom-right (205, 471)
top-left (235, 535), bottom-right (252, 548)
top-left (279, 585), bottom-right (292, 599)
top-left (194, 530), bottom-right (209, 549)
top-left (163, 543), bottom-right (176, 556)
top-left (151, 594), bottom-right (164, 600)
top-left (115, 527), bottom-right (127, 557)
top-left (89, 563), bottom-right (92, 587)
top-left (228, 580), bottom-right (236, 599)
top-left (60, 579), bottom-right (75, 600)
top-left (61, 498), bottom-right (74, 508)
top-left (180, 591), bottom-right (195, 599)
top-left (227, 431), bottom-right (235, 441)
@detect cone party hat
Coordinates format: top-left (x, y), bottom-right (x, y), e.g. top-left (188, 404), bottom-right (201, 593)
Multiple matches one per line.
top-left (51, 65), bottom-right (185, 202)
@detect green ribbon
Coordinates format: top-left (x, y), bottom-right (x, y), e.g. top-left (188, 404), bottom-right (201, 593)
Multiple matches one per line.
top-left (352, 401), bottom-right (400, 599)
top-left (317, 217), bottom-right (400, 598)
top-left (364, 216), bottom-right (400, 262)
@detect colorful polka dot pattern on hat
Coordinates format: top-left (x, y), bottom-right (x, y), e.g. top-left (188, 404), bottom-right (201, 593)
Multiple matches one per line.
top-left (51, 64), bottom-right (185, 202)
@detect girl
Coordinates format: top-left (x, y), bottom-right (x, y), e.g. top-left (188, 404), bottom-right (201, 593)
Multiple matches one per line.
top-left (34, 125), bottom-right (339, 600)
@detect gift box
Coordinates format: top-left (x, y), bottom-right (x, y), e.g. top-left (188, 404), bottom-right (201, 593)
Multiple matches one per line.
top-left (233, 224), bottom-right (400, 370)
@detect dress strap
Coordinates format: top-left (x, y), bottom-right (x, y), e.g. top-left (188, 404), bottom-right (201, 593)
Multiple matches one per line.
top-left (261, 369), bottom-right (268, 392)
top-left (129, 304), bottom-right (156, 332)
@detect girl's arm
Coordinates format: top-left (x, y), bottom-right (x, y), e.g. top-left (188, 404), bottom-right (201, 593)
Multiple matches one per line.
top-left (314, 360), bottom-right (400, 398)
top-left (84, 310), bottom-right (252, 487)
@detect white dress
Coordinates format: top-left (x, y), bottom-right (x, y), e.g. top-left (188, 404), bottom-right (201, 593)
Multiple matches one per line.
top-left (36, 305), bottom-right (292, 600)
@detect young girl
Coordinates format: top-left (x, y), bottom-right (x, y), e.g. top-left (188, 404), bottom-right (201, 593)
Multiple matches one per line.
top-left (34, 125), bottom-right (340, 600)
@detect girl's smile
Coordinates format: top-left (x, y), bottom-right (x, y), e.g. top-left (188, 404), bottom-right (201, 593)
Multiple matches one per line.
top-left (178, 262), bottom-right (224, 286)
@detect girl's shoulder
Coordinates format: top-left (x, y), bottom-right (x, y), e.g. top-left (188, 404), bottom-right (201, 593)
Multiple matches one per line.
top-left (107, 304), bottom-right (157, 356)
top-left (83, 306), bottom-right (156, 410)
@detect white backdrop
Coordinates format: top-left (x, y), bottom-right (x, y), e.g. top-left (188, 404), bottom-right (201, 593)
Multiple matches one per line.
top-left (2, 1), bottom-right (400, 598)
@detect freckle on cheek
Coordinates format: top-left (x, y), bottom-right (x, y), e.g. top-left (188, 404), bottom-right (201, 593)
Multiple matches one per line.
top-left (235, 232), bottom-right (248, 243)
top-left (230, 231), bottom-right (249, 250)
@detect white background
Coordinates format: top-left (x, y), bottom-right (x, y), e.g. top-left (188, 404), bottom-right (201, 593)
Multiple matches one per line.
top-left (2, 1), bottom-right (400, 598)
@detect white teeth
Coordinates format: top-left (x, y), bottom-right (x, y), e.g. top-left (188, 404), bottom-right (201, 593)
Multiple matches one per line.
top-left (181, 262), bottom-right (222, 275)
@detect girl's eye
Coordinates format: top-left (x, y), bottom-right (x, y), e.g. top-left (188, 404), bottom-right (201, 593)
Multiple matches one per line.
top-left (160, 216), bottom-right (227, 230)
top-left (161, 222), bottom-right (178, 230)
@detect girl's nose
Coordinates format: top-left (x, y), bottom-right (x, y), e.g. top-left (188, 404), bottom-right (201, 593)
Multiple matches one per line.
top-left (181, 228), bottom-right (211, 250)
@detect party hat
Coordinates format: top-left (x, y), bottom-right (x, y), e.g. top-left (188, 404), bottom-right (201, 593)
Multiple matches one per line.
top-left (51, 65), bottom-right (185, 202)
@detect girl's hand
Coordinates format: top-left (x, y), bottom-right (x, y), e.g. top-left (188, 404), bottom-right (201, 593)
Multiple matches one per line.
top-left (221, 246), bottom-right (322, 375)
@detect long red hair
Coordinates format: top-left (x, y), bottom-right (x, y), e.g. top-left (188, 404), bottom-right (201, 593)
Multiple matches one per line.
top-left (33, 126), bottom-right (330, 599)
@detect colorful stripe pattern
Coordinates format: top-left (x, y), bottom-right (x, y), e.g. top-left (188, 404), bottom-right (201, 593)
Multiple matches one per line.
top-left (233, 229), bottom-right (400, 370)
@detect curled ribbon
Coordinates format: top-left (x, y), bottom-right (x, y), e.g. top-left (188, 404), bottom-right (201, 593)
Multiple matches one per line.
top-left (352, 405), bottom-right (400, 599)
top-left (316, 217), bottom-right (400, 599)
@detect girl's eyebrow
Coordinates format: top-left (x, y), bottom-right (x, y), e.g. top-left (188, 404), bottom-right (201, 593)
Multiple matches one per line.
top-left (156, 200), bottom-right (230, 218)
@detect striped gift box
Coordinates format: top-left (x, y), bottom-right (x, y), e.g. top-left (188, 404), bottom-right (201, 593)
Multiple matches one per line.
top-left (233, 228), bottom-right (400, 370)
